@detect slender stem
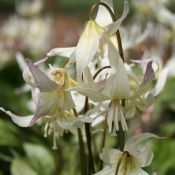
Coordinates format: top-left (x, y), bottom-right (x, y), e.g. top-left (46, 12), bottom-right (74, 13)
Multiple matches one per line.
top-left (93, 66), bottom-right (111, 80)
top-left (85, 123), bottom-right (95, 174)
top-left (117, 122), bottom-right (125, 151)
top-left (77, 128), bottom-right (87, 175)
top-left (99, 120), bottom-right (107, 169)
top-left (115, 151), bottom-right (130, 175)
top-left (90, 2), bottom-right (115, 21)
top-left (73, 109), bottom-right (87, 175)
top-left (90, 0), bottom-right (127, 172)
top-left (84, 97), bottom-right (95, 174)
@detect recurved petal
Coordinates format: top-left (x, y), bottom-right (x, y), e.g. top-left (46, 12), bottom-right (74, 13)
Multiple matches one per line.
top-left (47, 47), bottom-right (75, 58)
top-left (26, 59), bottom-right (59, 92)
top-left (124, 133), bottom-right (160, 167)
top-left (0, 107), bottom-right (34, 127)
top-left (70, 85), bottom-right (109, 102)
top-left (95, 0), bottom-right (113, 27)
top-left (136, 145), bottom-right (154, 167)
top-left (16, 53), bottom-right (36, 87)
top-left (151, 67), bottom-right (169, 96)
top-left (100, 148), bottom-right (122, 164)
top-left (104, 0), bottom-right (129, 35)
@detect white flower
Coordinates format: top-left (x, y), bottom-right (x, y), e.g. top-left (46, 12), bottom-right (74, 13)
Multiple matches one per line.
top-left (70, 46), bottom-right (130, 132)
top-left (0, 59), bottom-right (92, 148)
top-left (94, 133), bottom-right (160, 175)
top-left (46, 0), bottom-right (129, 81)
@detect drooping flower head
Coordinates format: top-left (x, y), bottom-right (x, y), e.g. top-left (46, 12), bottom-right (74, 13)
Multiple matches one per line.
top-left (94, 133), bottom-right (160, 175)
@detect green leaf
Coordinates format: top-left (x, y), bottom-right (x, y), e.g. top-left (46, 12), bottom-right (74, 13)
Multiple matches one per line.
top-left (0, 119), bottom-right (20, 147)
top-left (24, 143), bottom-right (56, 175)
top-left (11, 158), bottom-right (38, 175)
top-left (161, 122), bottom-right (175, 136)
top-left (149, 139), bottom-right (175, 175)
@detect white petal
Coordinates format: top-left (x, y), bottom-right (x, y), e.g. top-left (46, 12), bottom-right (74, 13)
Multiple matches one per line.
top-left (75, 20), bottom-right (103, 81)
top-left (105, 0), bottom-right (129, 35)
top-left (151, 67), bottom-right (169, 96)
top-left (134, 168), bottom-right (149, 175)
top-left (95, 0), bottom-right (113, 27)
top-left (124, 133), bottom-right (160, 167)
top-left (16, 54), bottom-right (36, 87)
top-left (46, 47), bottom-right (75, 58)
top-left (93, 166), bottom-right (115, 175)
top-left (107, 104), bottom-right (116, 132)
top-left (73, 116), bottom-right (94, 128)
top-left (16, 52), bottom-right (27, 71)
top-left (100, 148), bottom-right (122, 164)
top-left (70, 85), bottom-right (109, 102)
top-left (83, 67), bottom-right (94, 84)
top-left (106, 38), bottom-right (119, 70)
top-left (165, 56), bottom-right (175, 77)
top-left (102, 58), bottom-right (130, 99)
top-left (23, 67), bottom-right (36, 87)
top-left (0, 107), bottom-right (33, 127)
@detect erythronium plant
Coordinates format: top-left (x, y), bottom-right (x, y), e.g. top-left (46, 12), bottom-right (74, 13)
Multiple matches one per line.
top-left (0, 0), bottom-right (168, 175)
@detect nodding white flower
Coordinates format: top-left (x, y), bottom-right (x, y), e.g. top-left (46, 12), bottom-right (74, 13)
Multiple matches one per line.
top-left (94, 133), bottom-right (160, 175)
top-left (46, 0), bottom-right (129, 81)
top-left (73, 20), bottom-right (104, 81)
top-left (0, 59), bottom-right (91, 148)
top-left (70, 46), bottom-right (130, 132)
top-left (125, 59), bottom-right (169, 119)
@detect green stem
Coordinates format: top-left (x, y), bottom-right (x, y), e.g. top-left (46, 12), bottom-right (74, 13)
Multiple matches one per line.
top-left (85, 123), bottom-right (95, 174)
top-left (90, 0), bottom-right (126, 172)
top-left (99, 121), bottom-right (107, 169)
top-left (117, 122), bottom-right (125, 151)
top-left (84, 97), bottom-right (95, 174)
top-left (115, 151), bottom-right (130, 175)
top-left (77, 128), bottom-right (87, 175)
top-left (73, 109), bottom-right (87, 175)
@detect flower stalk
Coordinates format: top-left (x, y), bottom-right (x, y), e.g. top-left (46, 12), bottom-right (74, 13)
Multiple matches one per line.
top-left (115, 151), bottom-right (130, 175)
top-left (73, 108), bottom-right (87, 175)
top-left (84, 97), bottom-right (95, 174)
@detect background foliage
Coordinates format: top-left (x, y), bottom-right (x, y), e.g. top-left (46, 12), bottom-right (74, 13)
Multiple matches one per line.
top-left (0, 0), bottom-right (175, 174)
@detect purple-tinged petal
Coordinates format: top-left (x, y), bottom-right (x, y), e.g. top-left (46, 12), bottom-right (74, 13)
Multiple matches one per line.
top-left (29, 92), bottom-right (58, 126)
top-left (141, 61), bottom-right (155, 86)
top-left (26, 59), bottom-right (59, 92)
top-left (0, 107), bottom-right (34, 127)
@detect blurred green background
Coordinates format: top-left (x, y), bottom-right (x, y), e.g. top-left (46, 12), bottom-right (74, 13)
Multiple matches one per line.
top-left (0, 0), bottom-right (175, 175)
